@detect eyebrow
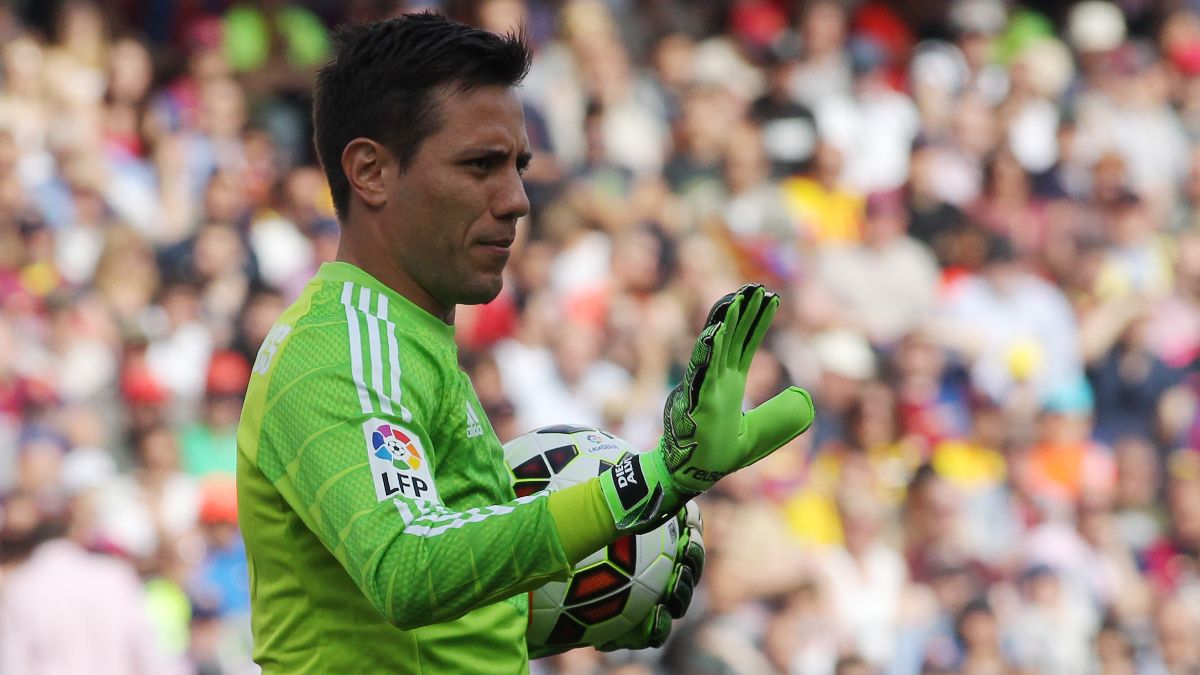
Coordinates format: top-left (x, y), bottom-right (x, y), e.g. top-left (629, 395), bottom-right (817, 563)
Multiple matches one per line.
top-left (461, 146), bottom-right (533, 168)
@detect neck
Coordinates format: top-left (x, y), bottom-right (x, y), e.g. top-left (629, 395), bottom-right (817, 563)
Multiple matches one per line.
top-left (335, 228), bottom-right (455, 325)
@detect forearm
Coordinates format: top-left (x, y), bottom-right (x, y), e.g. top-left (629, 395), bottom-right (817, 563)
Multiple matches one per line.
top-left (546, 479), bottom-right (617, 564)
top-left (358, 492), bottom-right (573, 629)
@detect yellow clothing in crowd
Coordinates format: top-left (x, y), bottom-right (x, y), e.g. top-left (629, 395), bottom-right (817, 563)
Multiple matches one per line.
top-left (781, 176), bottom-right (864, 246)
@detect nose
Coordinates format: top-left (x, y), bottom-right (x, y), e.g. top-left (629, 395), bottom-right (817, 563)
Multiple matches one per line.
top-left (493, 167), bottom-right (530, 222)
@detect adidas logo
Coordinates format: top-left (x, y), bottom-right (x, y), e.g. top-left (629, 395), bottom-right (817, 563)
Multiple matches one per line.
top-left (465, 401), bottom-right (484, 439)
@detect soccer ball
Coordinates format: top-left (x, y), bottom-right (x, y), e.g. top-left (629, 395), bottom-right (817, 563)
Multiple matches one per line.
top-left (504, 424), bottom-right (685, 649)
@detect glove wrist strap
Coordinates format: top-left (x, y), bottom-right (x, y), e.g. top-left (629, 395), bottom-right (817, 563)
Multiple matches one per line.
top-left (599, 452), bottom-right (690, 533)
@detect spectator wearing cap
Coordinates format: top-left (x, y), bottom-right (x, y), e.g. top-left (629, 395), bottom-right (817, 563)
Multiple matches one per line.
top-left (120, 345), bottom-right (173, 439)
top-left (187, 474), bottom-right (255, 673)
top-left (178, 350), bottom-right (249, 478)
top-left (189, 475), bottom-right (246, 617)
top-left (1074, 38), bottom-right (1190, 210)
top-left (816, 189), bottom-right (940, 347)
top-left (13, 426), bottom-right (69, 516)
top-left (801, 327), bottom-right (877, 453)
top-left (1013, 377), bottom-right (1113, 520)
top-left (1007, 563), bottom-right (1099, 674)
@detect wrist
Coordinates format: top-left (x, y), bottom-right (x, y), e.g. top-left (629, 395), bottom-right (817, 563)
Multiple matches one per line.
top-left (598, 451), bottom-right (689, 533)
top-left (546, 480), bottom-right (619, 565)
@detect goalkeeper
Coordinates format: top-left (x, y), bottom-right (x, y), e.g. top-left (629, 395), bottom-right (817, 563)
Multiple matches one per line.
top-left (236, 12), bottom-right (815, 674)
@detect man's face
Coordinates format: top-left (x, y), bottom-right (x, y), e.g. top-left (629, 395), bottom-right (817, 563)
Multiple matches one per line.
top-left (383, 84), bottom-right (530, 315)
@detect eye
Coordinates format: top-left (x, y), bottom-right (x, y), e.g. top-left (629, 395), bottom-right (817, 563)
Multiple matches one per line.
top-left (467, 157), bottom-right (493, 172)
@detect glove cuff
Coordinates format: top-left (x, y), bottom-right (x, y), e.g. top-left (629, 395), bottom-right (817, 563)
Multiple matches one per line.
top-left (598, 451), bottom-right (691, 533)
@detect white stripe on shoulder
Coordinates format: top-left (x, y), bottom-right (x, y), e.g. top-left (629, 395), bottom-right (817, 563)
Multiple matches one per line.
top-left (341, 282), bottom-right (374, 414)
top-left (358, 287), bottom-right (393, 416)
top-left (376, 294), bottom-right (413, 423)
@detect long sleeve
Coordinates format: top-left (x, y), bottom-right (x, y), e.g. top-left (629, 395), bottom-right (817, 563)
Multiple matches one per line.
top-left (247, 314), bottom-right (574, 629)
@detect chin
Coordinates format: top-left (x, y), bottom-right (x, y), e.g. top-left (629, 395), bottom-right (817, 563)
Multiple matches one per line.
top-left (456, 278), bottom-right (505, 306)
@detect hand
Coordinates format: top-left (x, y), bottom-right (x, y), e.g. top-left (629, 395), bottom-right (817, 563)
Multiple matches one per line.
top-left (597, 502), bottom-right (705, 651)
top-left (599, 284), bottom-right (815, 532)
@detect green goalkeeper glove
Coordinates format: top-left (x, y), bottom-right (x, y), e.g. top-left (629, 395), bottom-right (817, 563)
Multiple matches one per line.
top-left (528, 503), bottom-right (705, 659)
top-left (598, 284), bottom-right (815, 533)
top-left (596, 501), bottom-right (705, 651)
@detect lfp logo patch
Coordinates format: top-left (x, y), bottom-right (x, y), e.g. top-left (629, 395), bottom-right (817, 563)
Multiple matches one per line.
top-left (373, 424), bottom-right (423, 471)
top-left (363, 419), bottom-right (440, 504)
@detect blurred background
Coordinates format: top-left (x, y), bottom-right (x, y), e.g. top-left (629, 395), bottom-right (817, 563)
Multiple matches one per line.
top-left (3, 0), bottom-right (1200, 673)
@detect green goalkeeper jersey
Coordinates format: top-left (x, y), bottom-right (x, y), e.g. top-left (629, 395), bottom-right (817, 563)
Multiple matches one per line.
top-left (236, 261), bottom-right (572, 674)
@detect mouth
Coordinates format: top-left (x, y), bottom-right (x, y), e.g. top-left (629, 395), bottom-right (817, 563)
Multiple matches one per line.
top-left (476, 234), bottom-right (515, 250)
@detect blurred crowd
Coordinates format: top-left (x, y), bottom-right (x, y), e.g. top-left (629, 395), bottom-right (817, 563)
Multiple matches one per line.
top-left (4, 0), bottom-right (1200, 673)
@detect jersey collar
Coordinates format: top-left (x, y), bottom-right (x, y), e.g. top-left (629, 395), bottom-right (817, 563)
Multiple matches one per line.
top-left (315, 262), bottom-right (456, 343)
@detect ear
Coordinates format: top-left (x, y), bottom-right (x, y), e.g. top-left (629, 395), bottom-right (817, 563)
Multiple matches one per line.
top-left (341, 138), bottom-right (391, 209)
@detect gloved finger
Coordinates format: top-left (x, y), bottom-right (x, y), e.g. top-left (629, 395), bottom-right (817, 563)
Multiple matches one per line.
top-left (738, 292), bottom-right (779, 372)
top-left (597, 604), bottom-right (672, 652)
top-left (683, 499), bottom-right (704, 534)
top-left (716, 294), bottom-right (743, 373)
top-left (728, 286), bottom-right (765, 370)
top-left (527, 643), bottom-right (573, 660)
top-left (741, 386), bottom-right (816, 466)
top-left (665, 558), bottom-right (696, 619)
top-left (681, 502), bottom-right (705, 581)
top-left (682, 537), bottom-right (705, 584)
top-left (703, 284), bottom-right (756, 327)
top-left (684, 322), bottom-right (722, 412)
top-left (644, 604), bottom-right (672, 648)
top-left (692, 321), bottom-right (735, 413)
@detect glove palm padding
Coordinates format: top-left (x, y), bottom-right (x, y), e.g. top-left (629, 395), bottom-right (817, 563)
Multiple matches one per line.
top-left (597, 501), bottom-right (705, 652)
top-left (659, 285), bottom-right (814, 493)
top-left (599, 284), bottom-right (815, 532)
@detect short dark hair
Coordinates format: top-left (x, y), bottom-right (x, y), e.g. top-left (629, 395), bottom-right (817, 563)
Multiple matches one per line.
top-left (313, 12), bottom-right (532, 219)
